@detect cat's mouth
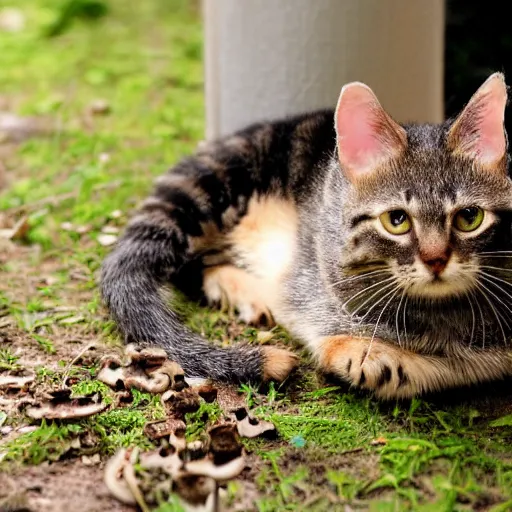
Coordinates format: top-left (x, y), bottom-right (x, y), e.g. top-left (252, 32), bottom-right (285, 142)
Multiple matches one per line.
top-left (399, 256), bottom-right (478, 299)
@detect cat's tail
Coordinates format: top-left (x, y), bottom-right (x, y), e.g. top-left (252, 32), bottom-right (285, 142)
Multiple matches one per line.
top-left (100, 150), bottom-right (298, 383)
top-left (100, 231), bottom-right (296, 382)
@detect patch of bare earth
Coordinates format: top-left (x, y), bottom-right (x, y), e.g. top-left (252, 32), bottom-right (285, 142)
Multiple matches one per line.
top-left (1, 461), bottom-right (134, 512)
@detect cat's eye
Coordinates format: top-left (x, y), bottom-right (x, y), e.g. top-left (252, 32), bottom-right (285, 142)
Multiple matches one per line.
top-left (453, 207), bottom-right (485, 232)
top-left (379, 209), bottom-right (412, 235)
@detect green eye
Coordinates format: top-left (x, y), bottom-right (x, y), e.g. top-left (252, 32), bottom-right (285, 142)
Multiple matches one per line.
top-left (379, 209), bottom-right (411, 235)
top-left (453, 207), bottom-right (485, 232)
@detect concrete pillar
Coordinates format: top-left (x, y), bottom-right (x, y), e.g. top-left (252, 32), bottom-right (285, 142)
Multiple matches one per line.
top-left (204, 0), bottom-right (445, 139)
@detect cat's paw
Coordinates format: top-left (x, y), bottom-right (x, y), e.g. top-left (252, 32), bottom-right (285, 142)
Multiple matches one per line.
top-left (317, 335), bottom-right (416, 398)
top-left (203, 265), bottom-right (275, 326)
top-left (261, 346), bottom-right (299, 381)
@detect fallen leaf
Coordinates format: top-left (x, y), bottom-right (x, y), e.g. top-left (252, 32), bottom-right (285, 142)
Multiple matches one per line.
top-left (0, 112), bottom-right (52, 142)
top-left (256, 330), bottom-right (274, 343)
top-left (0, 216), bottom-right (29, 241)
top-left (370, 436), bottom-right (388, 446)
top-left (97, 233), bottom-right (118, 246)
top-left (58, 315), bottom-right (85, 325)
top-left (81, 453), bottom-right (101, 466)
top-left (88, 99), bottom-right (111, 115)
top-left (101, 225), bottom-right (119, 234)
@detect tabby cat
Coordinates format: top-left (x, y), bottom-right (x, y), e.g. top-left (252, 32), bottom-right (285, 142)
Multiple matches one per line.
top-left (101, 73), bottom-right (512, 398)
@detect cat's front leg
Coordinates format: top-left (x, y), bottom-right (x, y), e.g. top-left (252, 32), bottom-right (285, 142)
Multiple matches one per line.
top-left (315, 335), bottom-right (475, 399)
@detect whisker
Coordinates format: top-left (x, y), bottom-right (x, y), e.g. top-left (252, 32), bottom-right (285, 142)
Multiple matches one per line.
top-left (341, 277), bottom-right (395, 311)
top-left (395, 287), bottom-right (408, 348)
top-left (464, 290), bottom-right (476, 348)
top-left (480, 265), bottom-right (512, 275)
top-left (477, 254), bottom-right (512, 258)
top-left (474, 282), bottom-right (508, 349)
top-left (478, 278), bottom-right (512, 322)
top-left (362, 288), bottom-right (401, 368)
top-left (473, 289), bottom-right (486, 350)
top-left (479, 251), bottom-right (512, 255)
top-left (356, 284), bottom-right (400, 324)
top-left (328, 269), bottom-right (390, 289)
top-left (402, 295), bottom-right (409, 347)
top-left (348, 282), bottom-right (397, 320)
top-left (478, 272), bottom-right (512, 303)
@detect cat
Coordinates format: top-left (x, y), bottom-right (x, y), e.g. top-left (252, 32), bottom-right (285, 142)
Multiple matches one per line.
top-left (101, 72), bottom-right (512, 399)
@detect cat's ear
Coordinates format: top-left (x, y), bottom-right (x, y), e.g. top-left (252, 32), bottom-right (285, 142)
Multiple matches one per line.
top-left (335, 82), bottom-right (407, 183)
top-left (447, 72), bottom-right (508, 169)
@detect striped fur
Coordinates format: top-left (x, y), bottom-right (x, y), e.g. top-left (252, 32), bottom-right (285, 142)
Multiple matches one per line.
top-left (101, 76), bottom-right (512, 397)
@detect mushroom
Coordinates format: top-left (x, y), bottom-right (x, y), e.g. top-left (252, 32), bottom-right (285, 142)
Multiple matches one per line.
top-left (22, 389), bottom-right (107, 420)
top-left (234, 408), bottom-right (276, 439)
top-left (0, 373), bottom-right (35, 390)
top-left (104, 449), bottom-right (136, 505)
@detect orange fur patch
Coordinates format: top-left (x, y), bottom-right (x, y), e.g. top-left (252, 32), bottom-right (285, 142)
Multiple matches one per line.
top-left (317, 335), bottom-right (368, 371)
top-left (261, 346), bottom-right (299, 381)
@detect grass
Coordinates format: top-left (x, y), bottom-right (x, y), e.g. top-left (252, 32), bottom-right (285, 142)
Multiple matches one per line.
top-left (0, 1), bottom-right (511, 511)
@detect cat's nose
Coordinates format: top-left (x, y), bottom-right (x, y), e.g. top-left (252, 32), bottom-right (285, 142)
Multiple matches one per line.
top-left (422, 257), bottom-right (449, 276)
top-left (420, 247), bottom-right (452, 276)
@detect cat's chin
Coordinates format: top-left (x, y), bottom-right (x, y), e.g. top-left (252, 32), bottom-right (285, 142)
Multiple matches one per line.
top-left (406, 278), bottom-right (472, 300)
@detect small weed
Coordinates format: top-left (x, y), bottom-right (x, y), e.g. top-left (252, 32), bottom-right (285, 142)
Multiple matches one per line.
top-left (31, 333), bottom-right (57, 354)
top-left (185, 400), bottom-right (223, 441)
top-left (2, 421), bottom-right (83, 465)
top-left (0, 348), bottom-right (21, 371)
top-left (70, 379), bottom-right (114, 404)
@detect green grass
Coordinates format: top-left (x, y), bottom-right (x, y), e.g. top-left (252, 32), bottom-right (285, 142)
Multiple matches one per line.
top-left (0, 1), bottom-right (511, 511)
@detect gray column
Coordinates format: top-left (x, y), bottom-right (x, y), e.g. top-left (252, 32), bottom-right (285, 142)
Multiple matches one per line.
top-left (204, 0), bottom-right (445, 138)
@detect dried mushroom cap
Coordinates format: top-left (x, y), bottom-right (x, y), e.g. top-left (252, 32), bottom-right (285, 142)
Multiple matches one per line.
top-left (106, 424), bottom-right (245, 510)
top-left (235, 409), bottom-right (276, 439)
top-left (125, 344), bottom-right (167, 365)
top-left (208, 424), bottom-right (243, 465)
top-left (161, 388), bottom-right (201, 415)
top-left (23, 390), bottom-right (107, 420)
top-left (0, 372), bottom-right (35, 390)
top-left (104, 449), bottom-right (136, 505)
top-left (172, 474), bottom-right (216, 507)
top-left (139, 446), bottom-right (182, 474)
top-left (193, 384), bottom-right (218, 403)
top-left (124, 371), bottom-right (170, 394)
top-left (96, 360), bottom-right (125, 389)
top-left (153, 361), bottom-right (186, 391)
top-left (184, 454), bottom-right (246, 481)
top-left (97, 346), bottom-right (185, 394)
top-left (143, 417), bottom-right (186, 440)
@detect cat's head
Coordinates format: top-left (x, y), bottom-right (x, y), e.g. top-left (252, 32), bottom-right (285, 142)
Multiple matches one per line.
top-left (335, 73), bottom-right (512, 301)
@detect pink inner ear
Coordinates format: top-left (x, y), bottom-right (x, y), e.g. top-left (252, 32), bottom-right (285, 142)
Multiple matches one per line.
top-left (472, 92), bottom-right (506, 165)
top-left (335, 83), bottom-right (405, 182)
top-left (337, 92), bottom-right (384, 172)
top-left (450, 73), bottom-right (507, 167)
